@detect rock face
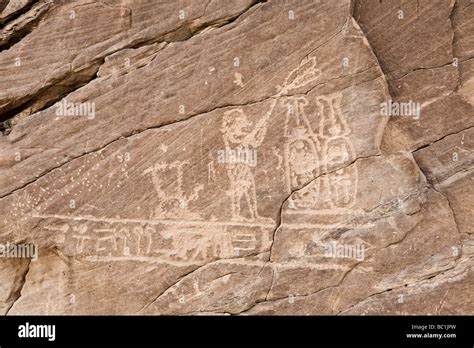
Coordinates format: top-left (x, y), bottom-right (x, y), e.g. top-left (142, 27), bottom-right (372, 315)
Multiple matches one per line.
top-left (0, 0), bottom-right (472, 315)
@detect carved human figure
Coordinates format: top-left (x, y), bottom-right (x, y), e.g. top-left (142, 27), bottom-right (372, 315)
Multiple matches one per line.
top-left (221, 108), bottom-right (267, 221)
top-left (219, 57), bottom-right (320, 220)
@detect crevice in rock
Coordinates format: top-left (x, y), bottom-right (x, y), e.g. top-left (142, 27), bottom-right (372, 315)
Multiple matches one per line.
top-left (0, 60), bottom-right (103, 135)
top-left (0, 0), bottom-right (36, 27)
top-left (263, 265), bottom-right (275, 301)
top-left (133, 264), bottom-right (207, 313)
top-left (300, 18), bottom-right (350, 70)
top-left (0, 0), bottom-right (266, 135)
top-left (412, 125), bottom-right (474, 153)
top-left (239, 151), bottom-right (381, 312)
top-left (381, 213), bottom-right (424, 249)
top-left (337, 252), bottom-right (470, 315)
top-left (0, 0), bottom-right (53, 52)
top-left (237, 260), bottom-right (360, 315)
top-left (449, 0), bottom-right (458, 49)
top-left (0, 67), bottom-right (383, 200)
top-left (349, 13), bottom-right (393, 149)
top-left (1, 3), bottom-right (359, 199)
top-left (413, 158), bottom-right (463, 238)
top-left (267, 149), bottom-right (382, 263)
top-left (241, 153), bottom-right (381, 312)
top-left (239, 147), bottom-right (457, 314)
top-left (127, 0), bottom-right (266, 50)
top-left (96, 42), bottom-right (168, 81)
top-left (199, 0), bottom-right (267, 32)
top-left (4, 258), bottom-right (31, 315)
top-left (0, 0), bottom-right (10, 15)
top-left (387, 60), bottom-right (456, 82)
top-left (243, 245), bottom-right (463, 315)
top-left (0, 95), bottom-right (277, 200)
top-left (133, 254), bottom-right (263, 314)
top-left (352, 1), bottom-right (457, 86)
top-left (448, 0), bottom-right (461, 91)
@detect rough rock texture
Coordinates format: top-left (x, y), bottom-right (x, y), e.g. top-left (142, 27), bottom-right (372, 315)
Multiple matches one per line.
top-left (0, 0), bottom-right (472, 315)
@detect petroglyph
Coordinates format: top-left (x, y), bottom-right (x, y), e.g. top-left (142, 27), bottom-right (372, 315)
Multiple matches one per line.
top-left (144, 161), bottom-right (203, 220)
top-left (221, 57), bottom-right (321, 222)
top-left (283, 96), bottom-right (321, 193)
top-left (272, 147), bottom-right (283, 171)
top-left (221, 108), bottom-right (268, 222)
top-left (33, 215), bottom-right (273, 266)
top-left (1, 0), bottom-right (471, 317)
top-left (285, 92), bottom-right (358, 214)
top-left (234, 72), bottom-right (244, 87)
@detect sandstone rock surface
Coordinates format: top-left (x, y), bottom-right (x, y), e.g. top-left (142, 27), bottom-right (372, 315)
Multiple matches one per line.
top-left (0, 0), bottom-right (472, 315)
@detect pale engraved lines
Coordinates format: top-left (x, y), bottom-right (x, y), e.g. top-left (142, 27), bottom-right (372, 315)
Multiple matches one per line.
top-left (281, 221), bottom-right (374, 230)
top-left (33, 215), bottom-right (273, 266)
top-left (272, 146), bottom-right (283, 171)
top-left (278, 61), bottom-right (355, 210)
top-left (32, 212), bottom-right (366, 267)
top-left (165, 229), bottom-right (233, 262)
top-left (281, 56), bottom-right (321, 95)
top-left (32, 214), bottom-right (275, 228)
top-left (284, 90), bottom-right (359, 214)
top-left (43, 224), bottom-right (67, 244)
top-left (283, 96), bottom-right (321, 194)
top-left (215, 259), bottom-right (266, 267)
top-left (143, 160), bottom-right (203, 219)
top-left (281, 222), bottom-right (348, 229)
top-left (219, 57), bottom-right (321, 222)
top-left (116, 225), bottom-right (153, 256)
top-left (83, 248), bottom-right (271, 267)
top-left (82, 255), bottom-right (197, 267)
top-left (221, 108), bottom-right (267, 221)
top-left (70, 223), bottom-right (89, 254)
top-left (232, 233), bottom-right (257, 252)
top-left (286, 207), bottom-right (363, 215)
top-left (316, 92), bottom-right (358, 210)
top-left (234, 72), bottom-right (244, 87)
top-left (207, 160), bottom-right (216, 182)
top-left (95, 228), bottom-right (118, 254)
top-left (280, 57), bottom-right (322, 197)
top-left (274, 262), bottom-right (350, 272)
top-left (147, 262), bottom-right (351, 310)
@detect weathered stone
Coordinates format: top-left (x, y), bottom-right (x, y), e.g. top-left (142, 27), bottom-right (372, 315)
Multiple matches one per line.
top-left (0, 0), bottom-right (472, 315)
top-left (414, 127), bottom-right (473, 236)
top-left (0, 257), bottom-right (29, 315)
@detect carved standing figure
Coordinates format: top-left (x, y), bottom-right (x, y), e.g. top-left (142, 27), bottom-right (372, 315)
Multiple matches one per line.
top-left (221, 56), bottom-right (321, 220)
top-left (221, 108), bottom-right (267, 221)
